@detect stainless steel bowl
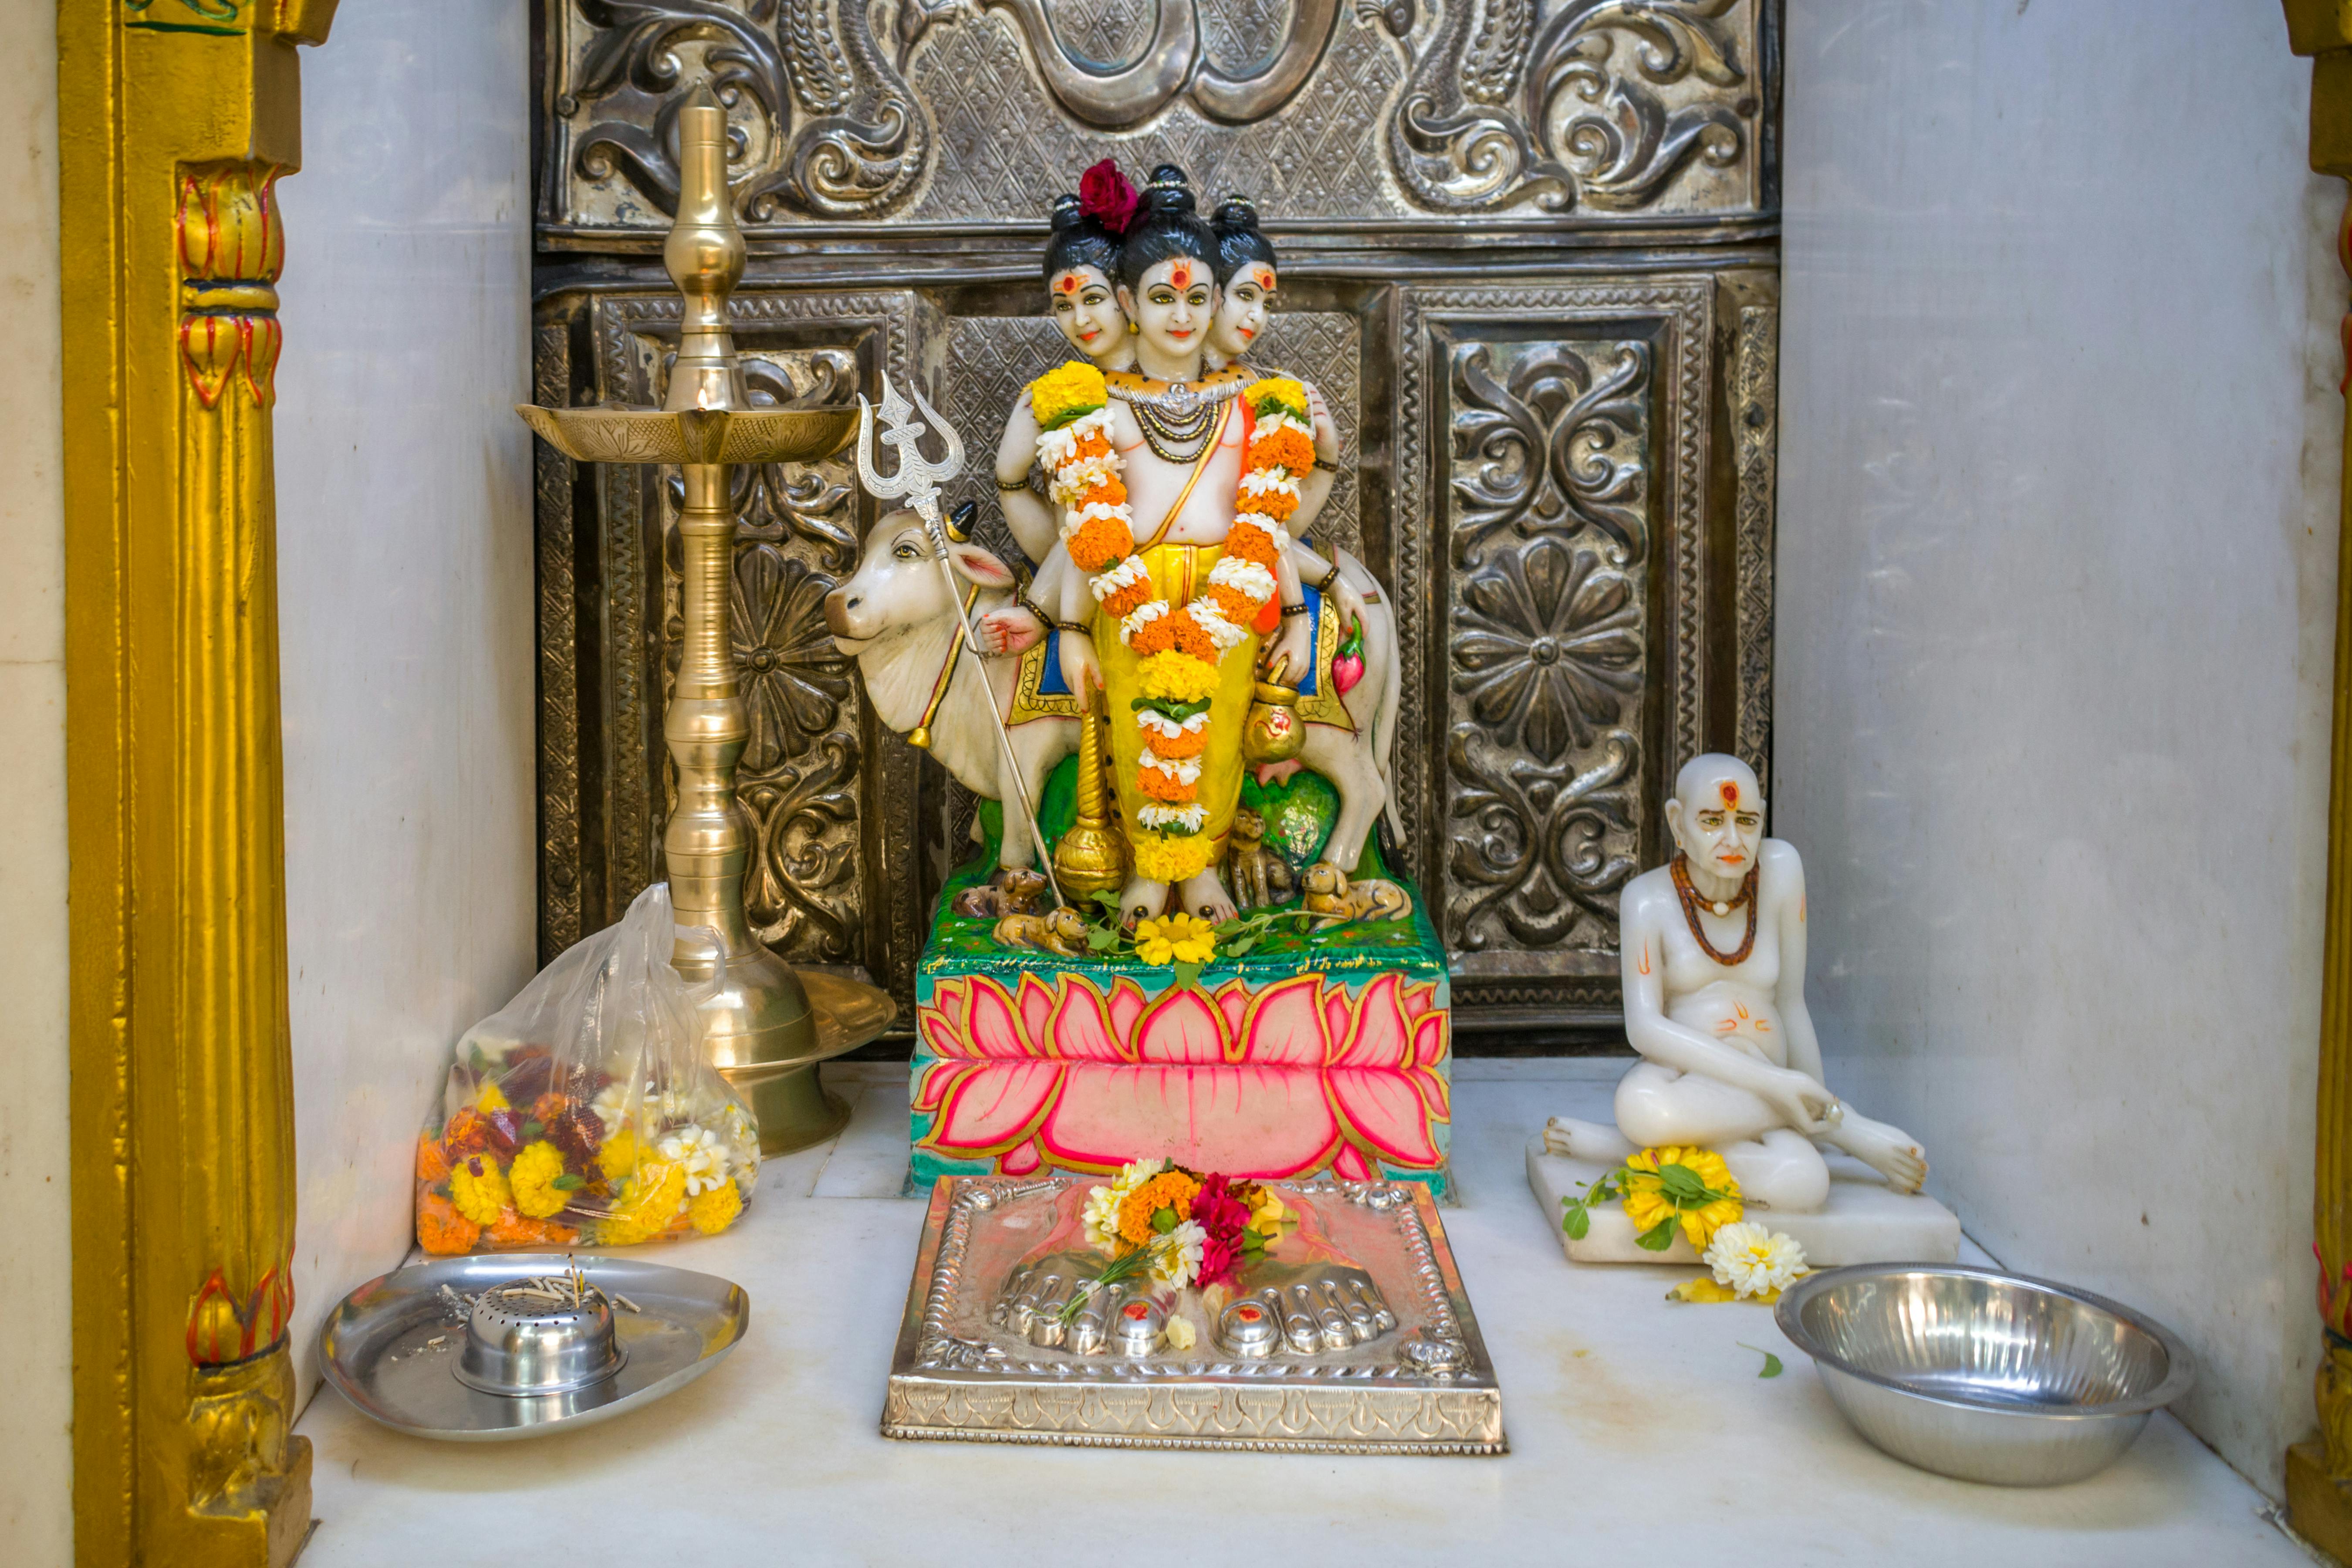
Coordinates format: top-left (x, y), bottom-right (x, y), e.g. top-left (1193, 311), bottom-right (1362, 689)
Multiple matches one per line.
top-left (1775, 1264), bottom-right (2195, 1486)
top-left (454, 1278), bottom-right (626, 1396)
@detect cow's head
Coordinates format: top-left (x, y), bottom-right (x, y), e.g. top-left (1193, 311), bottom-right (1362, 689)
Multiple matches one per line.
top-left (825, 509), bottom-right (1019, 654)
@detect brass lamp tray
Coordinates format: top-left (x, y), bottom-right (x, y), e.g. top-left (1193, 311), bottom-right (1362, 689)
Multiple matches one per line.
top-left (882, 1176), bottom-right (1504, 1454)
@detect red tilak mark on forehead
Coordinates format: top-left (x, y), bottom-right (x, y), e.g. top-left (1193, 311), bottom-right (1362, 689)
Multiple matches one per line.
top-left (1253, 266), bottom-right (1275, 291)
top-left (1718, 781), bottom-right (1740, 807)
top-left (1054, 273), bottom-right (1080, 294)
top-left (1170, 262), bottom-right (1192, 288)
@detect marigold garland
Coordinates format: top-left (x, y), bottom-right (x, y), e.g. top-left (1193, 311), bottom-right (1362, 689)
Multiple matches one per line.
top-left (1027, 364), bottom-right (1315, 877)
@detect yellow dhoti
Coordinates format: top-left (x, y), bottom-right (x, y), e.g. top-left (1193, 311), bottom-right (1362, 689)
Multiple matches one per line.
top-left (1094, 540), bottom-right (1262, 886)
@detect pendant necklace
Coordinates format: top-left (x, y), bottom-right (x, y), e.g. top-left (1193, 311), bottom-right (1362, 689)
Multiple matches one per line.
top-left (1670, 853), bottom-right (1759, 965)
top-left (1109, 368), bottom-right (1244, 462)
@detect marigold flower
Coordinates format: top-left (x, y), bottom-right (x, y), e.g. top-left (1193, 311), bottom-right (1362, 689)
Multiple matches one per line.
top-left (529, 1091), bottom-right (570, 1125)
top-left (450, 1155), bottom-right (512, 1227)
top-left (1138, 764), bottom-right (1195, 803)
top-left (1118, 1169), bottom-right (1202, 1244)
top-left (1146, 722), bottom-right (1209, 759)
top-left (599, 1126), bottom-right (642, 1183)
top-left (475, 1082), bottom-right (511, 1113)
top-left (442, 1105), bottom-right (492, 1157)
top-left (1249, 377), bottom-right (1310, 420)
top-left (1067, 515), bottom-right (1133, 573)
top-left (689, 1180), bottom-right (745, 1235)
top-left (508, 1140), bottom-right (571, 1219)
top-left (1225, 524), bottom-right (1280, 568)
top-left (1031, 360), bottom-right (1111, 430)
top-left (1139, 653), bottom-right (1220, 704)
top-left (416, 1191), bottom-right (480, 1256)
top-left (1248, 426), bottom-right (1315, 473)
top-left (601, 1161), bottom-right (687, 1246)
top-left (1098, 578), bottom-right (1154, 619)
top-left (488, 1209), bottom-right (577, 1248)
top-left (1623, 1145), bottom-right (1744, 1249)
top-left (1206, 582), bottom-right (1258, 625)
top-left (1254, 488), bottom-right (1299, 523)
top-left (416, 1133), bottom-right (451, 1184)
top-left (1134, 835), bottom-right (1214, 882)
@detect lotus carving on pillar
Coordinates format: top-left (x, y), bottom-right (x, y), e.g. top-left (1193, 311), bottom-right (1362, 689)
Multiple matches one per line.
top-left (912, 972), bottom-right (1452, 1182)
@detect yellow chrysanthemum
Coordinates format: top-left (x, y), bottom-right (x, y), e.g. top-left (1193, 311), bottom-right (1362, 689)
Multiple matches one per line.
top-left (599, 1126), bottom-right (641, 1183)
top-left (1133, 835), bottom-right (1213, 884)
top-left (1031, 360), bottom-right (1110, 431)
top-left (601, 1161), bottom-right (686, 1246)
top-left (449, 1156), bottom-right (511, 1227)
top-left (1138, 652), bottom-right (1220, 704)
top-left (1623, 1144), bottom-right (1743, 1249)
top-left (1134, 912), bottom-right (1216, 966)
top-left (475, 1082), bottom-right (510, 1112)
top-left (507, 1140), bottom-right (570, 1219)
top-left (689, 1180), bottom-right (744, 1235)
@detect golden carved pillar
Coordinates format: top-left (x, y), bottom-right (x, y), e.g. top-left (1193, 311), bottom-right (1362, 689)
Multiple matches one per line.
top-left (2290, 5), bottom-right (2352, 1560)
top-left (59, 4), bottom-right (336, 1565)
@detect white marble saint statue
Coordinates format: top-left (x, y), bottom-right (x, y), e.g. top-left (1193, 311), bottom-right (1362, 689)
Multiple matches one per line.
top-left (1546, 753), bottom-right (1928, 1211)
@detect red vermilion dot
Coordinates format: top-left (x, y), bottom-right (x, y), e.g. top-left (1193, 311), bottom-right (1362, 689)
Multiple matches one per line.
top-left (1055, 273), bottom-right (1079, 294)
top-left (1718, 780), bottom-right (1739, 806)
top-left (1171, 262), bottom-right (1191, 288)
top-left (1237, 1304), bottom-right (1262, 1321)
top-left (1254, 267), bottom-right (1275, 291)
top-left (1123, 1301), bottom-right (1149, 1320)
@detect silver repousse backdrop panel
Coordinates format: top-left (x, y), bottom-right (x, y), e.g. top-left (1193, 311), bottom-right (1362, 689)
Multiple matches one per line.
top-left (532, 0), bottom-right (1780, 1034)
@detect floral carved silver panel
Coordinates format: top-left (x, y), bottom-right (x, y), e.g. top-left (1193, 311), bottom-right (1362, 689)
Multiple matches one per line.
top-left (1396, 280), bottom-right (1714, 1021)
top-left (540, 0), bottom-right (1774, 237)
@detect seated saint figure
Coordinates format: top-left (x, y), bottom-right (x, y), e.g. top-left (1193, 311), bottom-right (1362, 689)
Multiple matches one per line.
top-left (1547, 754), bottom-right (1928, 1211)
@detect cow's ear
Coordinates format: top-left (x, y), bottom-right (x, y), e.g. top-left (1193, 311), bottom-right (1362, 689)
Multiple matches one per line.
top-left (946, 542), bottom-right (1017, 589)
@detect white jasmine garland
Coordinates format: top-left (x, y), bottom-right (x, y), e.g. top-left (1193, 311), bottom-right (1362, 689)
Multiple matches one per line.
top-left (1120, 600), bottom-right (1169, 645)
top-left (1238, 469), bottom-right (1301, 499)
top-left (1137, 801), bottom-right (1208, 832)
top-left (1207, 555), bottom-right (1277, 602)
top-left (1190, 599), bottom-right (1248, 652)
top-left (1088, 556), bottom-right (1150, 600)
top-left (1135, 708), bottom-right (1210, 738)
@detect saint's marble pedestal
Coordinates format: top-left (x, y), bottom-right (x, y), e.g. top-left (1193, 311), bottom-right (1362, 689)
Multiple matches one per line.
top-left (1525, 1136), bottom-right (1961, 1266)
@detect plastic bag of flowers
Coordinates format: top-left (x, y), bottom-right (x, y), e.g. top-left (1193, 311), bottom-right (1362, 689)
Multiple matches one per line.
top-left (414, 882), bottom-right (760, 1254)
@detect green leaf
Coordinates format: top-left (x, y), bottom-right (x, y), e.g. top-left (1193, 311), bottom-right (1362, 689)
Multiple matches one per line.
top-left (521, 1120), bottom-right (544, 1141)
top-left (1086, 926), bottom-right (1118, 952)
top-left (1092, 889), bottom-right (1123, 911)
top-left (552, 1173), bottom-right (585, 1190)
top-left (1171, 959), bottom-right (1203, 989)
top-left (1656, 1163), bottom-right (1708, 1202)
top-left (1563, 1205), bottom-right (1591, 1240)
top-left (1737, 1342), bottom-right (1784, 1378)
top-left (1635, 1218), bottom-right (1679, 1252)
top-left (1213, 919), bottom-right (1247, 937)
top-left (1229, 936), bottom-right (1259, 957)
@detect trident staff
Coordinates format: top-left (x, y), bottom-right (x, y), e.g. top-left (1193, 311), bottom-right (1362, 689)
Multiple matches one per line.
top-left (855, 374), bottom-right (1068, 911)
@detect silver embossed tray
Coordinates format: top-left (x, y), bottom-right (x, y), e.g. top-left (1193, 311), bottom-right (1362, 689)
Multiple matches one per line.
top-left (882, 1176), bottom-right (1504, 1454)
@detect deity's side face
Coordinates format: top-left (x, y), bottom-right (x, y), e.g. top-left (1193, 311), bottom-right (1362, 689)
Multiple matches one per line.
top-left (1667, 770), bottom-right (1764, 882)
top-left (1210, 263), bottom-right (1275, 362)
top-left (1048, 265), bottom-right (1126, 362)
top-left (1119, 257), bottom-right (1216, 372)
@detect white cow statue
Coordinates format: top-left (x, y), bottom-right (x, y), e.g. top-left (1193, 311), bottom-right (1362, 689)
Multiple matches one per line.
top-left (825, 509), bottom-right (1401, 896)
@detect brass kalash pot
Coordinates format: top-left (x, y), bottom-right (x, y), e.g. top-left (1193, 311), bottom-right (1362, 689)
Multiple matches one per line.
top-left (1240, 655), bottom-right (1306, 767)
top-left (517, 84), bottom-right (893, 1152)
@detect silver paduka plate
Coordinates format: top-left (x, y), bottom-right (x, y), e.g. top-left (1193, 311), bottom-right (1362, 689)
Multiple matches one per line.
top-left (321, 1252), bottom-right (750, 1442)
top-left (883, 1177), bottom-right (1505, 1454)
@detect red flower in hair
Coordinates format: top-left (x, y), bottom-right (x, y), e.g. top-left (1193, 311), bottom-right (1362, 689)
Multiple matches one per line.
top-left (1078, 159), bottom-right (1139, 236)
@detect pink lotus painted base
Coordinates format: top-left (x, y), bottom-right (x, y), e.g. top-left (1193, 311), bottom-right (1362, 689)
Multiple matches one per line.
top-left (909, 970), bottom-right (1452, 1192)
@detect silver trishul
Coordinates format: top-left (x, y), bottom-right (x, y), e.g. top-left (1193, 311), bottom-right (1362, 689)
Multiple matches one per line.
top-left (854, 373), bottom-right (1064, 909)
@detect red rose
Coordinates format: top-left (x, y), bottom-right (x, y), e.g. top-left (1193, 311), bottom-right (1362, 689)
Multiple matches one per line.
top-left (1078, 159), bottom-right (1139, 236)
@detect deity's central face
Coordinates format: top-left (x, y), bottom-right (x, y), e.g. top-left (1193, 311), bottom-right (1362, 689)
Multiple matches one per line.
top-left (1119, 256), bottom-right (1217, 375)
top-left (1672, 774), bottom-right (1764, 882)
top-left (1210, 263), bottom-right (1275, 361)
top-left (1048, 266), bottom-right (1125, 362)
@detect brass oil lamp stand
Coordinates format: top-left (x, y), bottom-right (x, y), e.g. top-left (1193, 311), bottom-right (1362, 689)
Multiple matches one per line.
top-left (519, 83), bottom-right (892, 1153)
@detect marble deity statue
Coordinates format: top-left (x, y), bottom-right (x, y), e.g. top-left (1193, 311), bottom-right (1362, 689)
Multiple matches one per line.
top-left (1546, 754), bottom-right (1928, 1211)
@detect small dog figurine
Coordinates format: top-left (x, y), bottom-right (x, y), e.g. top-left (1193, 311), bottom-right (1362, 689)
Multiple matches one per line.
top-left (993, 906), bottom-right (1091, 957)
top-left (1299, 862), bottom-right (1413, 930)
top-left (952, 867), bottom-right (1050, 919)
top-left (1226, 808), bottom-right (1296, 911)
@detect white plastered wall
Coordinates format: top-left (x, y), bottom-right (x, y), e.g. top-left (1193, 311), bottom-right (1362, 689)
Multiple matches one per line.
top-left (0, 4), bottom-right (69, 1562)
top-left (274, 2), bottom-right (537, 1395)
top-left (1778, 0), bottom-right (2340, 1495)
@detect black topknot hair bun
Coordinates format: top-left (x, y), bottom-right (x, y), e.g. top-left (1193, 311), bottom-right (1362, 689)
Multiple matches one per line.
top-left (1142, 165), bottom-right (1197, 216)
top-left (1049, 192), bottom-right (1085, 231)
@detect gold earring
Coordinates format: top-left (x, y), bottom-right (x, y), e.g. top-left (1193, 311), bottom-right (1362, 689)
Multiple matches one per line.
top-left (1128, 321), bottom-right (1139, 333)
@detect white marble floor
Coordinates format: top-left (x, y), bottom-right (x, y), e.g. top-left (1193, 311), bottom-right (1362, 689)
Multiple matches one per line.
top-left (297, 1060), bottom-right (2306, 1567)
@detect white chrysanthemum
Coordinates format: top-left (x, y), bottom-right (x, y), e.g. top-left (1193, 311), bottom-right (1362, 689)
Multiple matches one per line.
top-left (1088, 556), bottom-right (1150, 600)
top-left (1135, 708), bottom-right (1210, 738)
top-left (1120, 600), bottom-right (1169, 645)
top-left (1081, 1183), bottom-right (1125, 1249)
top-left (1139, 748), bottom-right (1203, 786)
top-left (1151, 1220), bottom-right (1208, 1290)
top-left (1137, 801), bottom-right (1208, 832)
top-left (1207, 555), bottom-right (1277, 603)
top-left (1190, 599), bottom-right (1248, 652)
top-left (1703, 1222), bottom-right (1807, 1298)
top-left (1239, 469), bottom-right (1301, 499)
top-left (1109, 1157), bottom-right (1166, 1198)
top-left (658, 1124), bottom-right (731, 1196)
